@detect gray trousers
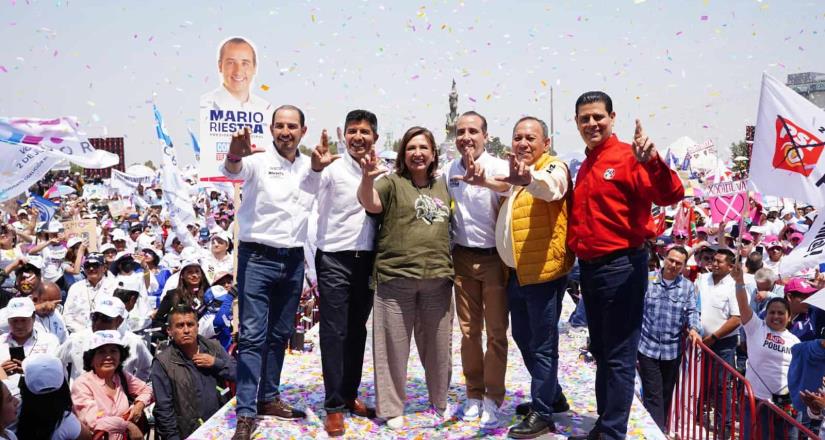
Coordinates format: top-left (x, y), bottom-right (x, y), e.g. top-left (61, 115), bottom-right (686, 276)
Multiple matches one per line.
top-left (372, 277), bottom-right (454, 419)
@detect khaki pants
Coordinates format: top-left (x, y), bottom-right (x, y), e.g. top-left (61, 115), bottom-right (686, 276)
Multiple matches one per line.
top-left (453, 246), bottom-right (509, 404)
top-left (372, 278), bottom-right (454, 419)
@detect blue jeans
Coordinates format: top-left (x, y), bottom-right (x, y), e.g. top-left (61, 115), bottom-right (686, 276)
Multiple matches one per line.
top-left (507, 272), bottom-right (567, 421)
top-left (579, 248), bottom-right (648, 440)
top-left (235, 242), bottom-right (305, 418)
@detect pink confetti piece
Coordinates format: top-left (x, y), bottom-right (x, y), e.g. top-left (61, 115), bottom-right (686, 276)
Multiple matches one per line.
top-left (468, 96), bottom-right (477, 102)
top-left (0, 66), bottom-right (6, 73)
top-left (700, 15), bottom-right (708, 21)
top-left (676, 31), bottom-right (683, 36)
top-left (410, 74), bottom-right (419, 80)
top-left (53, 50), bottom-right (58, 57)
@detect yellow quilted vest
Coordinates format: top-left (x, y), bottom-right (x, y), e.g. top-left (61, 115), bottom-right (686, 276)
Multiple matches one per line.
top-left (509, 154), bottom-right (575, 286)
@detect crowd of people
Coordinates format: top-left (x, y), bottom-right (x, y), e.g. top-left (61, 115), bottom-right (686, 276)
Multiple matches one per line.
top-left (1, 61), bottom-right (825, 440)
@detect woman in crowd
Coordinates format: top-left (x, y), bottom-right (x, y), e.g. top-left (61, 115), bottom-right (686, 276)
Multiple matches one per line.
top-left (357, 126), bottom-right (454, 429)
top-left (0, 381), bottom-right (17, 440)
top-left (202, 231), bottom-right (233, 282)
top-left (138, 247), bottom-right (169, 309)
top-left (0, 225), bottom-right (23, 300)
top-left (71, 330), bottom-right (153, 440)
top-left (152, 259), bottom-right (210, 328)
top-left (62, 237), bottom-right (87, 290)
top-left (18, 354), bottom-right (91, 439)
top-left (732, 262), bottom-right (800, 439)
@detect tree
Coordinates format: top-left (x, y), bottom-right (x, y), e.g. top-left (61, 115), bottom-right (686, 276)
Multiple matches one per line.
top-left (391, 139), bottom-right (402, 152)
top-left (298, 144), bottom-right (312, 157)
top-left (486, 136), bottom-right (509, 159)
top-left (143, 160), bottom-right (156, 170)
top-left (729, 140), bottom-right (749, 177)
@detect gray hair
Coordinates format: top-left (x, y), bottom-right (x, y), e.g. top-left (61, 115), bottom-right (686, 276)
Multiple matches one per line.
top-left (754, 268), bottom-right (778, 284)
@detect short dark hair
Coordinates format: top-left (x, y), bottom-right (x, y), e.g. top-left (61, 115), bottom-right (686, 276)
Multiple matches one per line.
top-left (218, 37), bottom-right (257, 66)
top-left (575, 91), bottom-right (613, 116)
top-left (513, 116), bottom-right (549, 139)
top-left (82, 345), bottom-right (131, 372)
top-left (272, 105), bottom-right (305, 128)
top-left (667, 246), bottom-right (689, 261)
top-left (113, 288), bottom-right (139, 304)
top-left (715, 248), bottom-right (736, 264)
top-left (766, 297), bottom-right (791, 314)
top-left (395, 126), bottom-right (439, 180)
top-left (459, 111), bottom-right (488, 134)
top-left (167, 304), bottom-right (198, 326)
top-left (746, 252), bottom-right (764, 273)
top-left (344, 109), bottom-right (378, 135)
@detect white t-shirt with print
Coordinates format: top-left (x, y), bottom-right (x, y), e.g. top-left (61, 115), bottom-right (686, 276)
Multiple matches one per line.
top-left (743, 316), bottom-right (800, 401)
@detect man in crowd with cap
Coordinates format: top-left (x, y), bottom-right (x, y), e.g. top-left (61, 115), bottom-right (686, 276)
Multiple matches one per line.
top-left (111, 229), bottom-right (130, 253)
top-left (762, 236), bottom-right (785, 273)
top-left (765, 208), bottom-right (784, 236)
top-left (58, 295), bottom-right (152, 381)
top-left (63, 252), bottom-right (115, 333)
top-left (152, 304), bottom-right (236, 440)
top-left (0, 297), bottom-right (60, 394)
top-left (785, 278), bottom-right (825, 342)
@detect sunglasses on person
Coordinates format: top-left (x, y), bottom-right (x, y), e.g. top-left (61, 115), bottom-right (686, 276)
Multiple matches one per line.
top-left (83, 263), bottom-right (103, 270)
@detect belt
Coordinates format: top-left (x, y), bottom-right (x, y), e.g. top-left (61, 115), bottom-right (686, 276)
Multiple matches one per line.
top-left (579, 244), bottom-right (646, 266)
top-left (454, 244), bottom-right (498, 256)
top-left (318, 249), bottom-right (375, 259)
top-left (239, 241), bottom-right (303, 257)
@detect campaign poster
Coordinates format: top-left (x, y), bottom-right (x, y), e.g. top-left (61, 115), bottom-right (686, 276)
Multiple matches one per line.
top-left (198, 36), bottom-right (273, 182)
top-left (63, 219), bottom-right (99, 252)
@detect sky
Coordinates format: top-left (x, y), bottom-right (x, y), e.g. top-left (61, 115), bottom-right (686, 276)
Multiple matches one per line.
top-left (1, 0), bottom-right (824, 168)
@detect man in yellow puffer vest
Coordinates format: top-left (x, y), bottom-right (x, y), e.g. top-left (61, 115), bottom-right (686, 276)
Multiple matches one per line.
top-left (494, 116), bottom-right (575, 439)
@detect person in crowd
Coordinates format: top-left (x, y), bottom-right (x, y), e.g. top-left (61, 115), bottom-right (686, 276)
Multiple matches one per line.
top-left (199, 281), bottom-right (235, 350)
top-left (697, 248), bottom-right (741, 437)
top-left (800, 379), bottom-right (825, 439)
top-left (444, 111), bottom-right (510, 428)
top-left (567, 91), bottom-right (684, 440)
top-left (314, 110), bottom-right (380, 436)
top-left (785, 277), bottom-right (825, 342)
top-left (71, 330), bottom-right (153, 440)
top-left (152, 305), bottom-right (236, 440)
top-left (0, 381), bottom-right (16, 440)
top-left (790, 339), bottom-right (825, 434)
top-left (138, 247), bottom-right (169, 309)
top-left (62, 237), bottom-right (87, 289)
top-left (762, 236), bottom-right (784, 273)
top-left (100, 243), bottom-right (118, 268)
top-left (0, 225), bottom-right (23, 301)
top-left (111, 229), bottom-right (129, 254)
top-left (637, 246), bottom-right (701, 431)
top-left (29, 222), bottom-right (71, 288)
top-left (63, 252), bottom-right (114, 333)
top-left (202, 231), bottom-right (233, 283)
top-left (749, 268), bottom-right (783, 316)
top-left (31, 281), bottom-right (68, 343)
top-left (493, 116), bottom-right (574, 438)
top-left (358, 126), bottom-right (454, 430)
top-left (59, 296), bottom-right (152, 381)
top-left (153, 259), bottom-right (210, 329)
top-left (0, 297), bottom-right (60, 394)
top-left (731, 261), bottom-right (800, 438)
top-left (17, 354), bottom-right (91, 439)
top-left (111, 253), bottom-right (154, 331)
top-left (221, 104), bottom-right (334, 440)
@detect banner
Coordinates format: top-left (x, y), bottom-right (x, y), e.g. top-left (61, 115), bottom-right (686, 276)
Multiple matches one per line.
top-left (0, 117), bottom-right (120, 201)
top-left (63, 219), bottom-right (99, 252)
top-left (750, 73), bottom-right (825, 207)
top-left (705, 179), bottom-right (749, 198)
top-left (198, 36), bottom-right (272, 182)
top-left (27, 195), bottom-right (58, 229)
top-left (107, 199), bottom-right (132, 218)
top-left (110, 169), bottom-right (153, 196)
top-left (82, 184), bottom-right (109, 200)
top-left (709, 193), bottom-right (746, 223)
top-left (781, 212), bottom-right (825, 277)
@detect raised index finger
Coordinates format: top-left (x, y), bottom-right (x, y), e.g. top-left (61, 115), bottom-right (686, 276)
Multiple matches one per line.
top-left (320, 129), bottom-right (329, 149)
top-left (635, 119), bottom-right (644, 138)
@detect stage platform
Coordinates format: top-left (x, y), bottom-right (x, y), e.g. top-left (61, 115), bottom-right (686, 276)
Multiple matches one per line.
top-left (190, 297), bottom-right (666, 439)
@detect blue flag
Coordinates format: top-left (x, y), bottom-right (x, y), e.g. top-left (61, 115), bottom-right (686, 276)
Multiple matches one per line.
top-left (28, 195), bottom-right (58, 229)
top-left (187, 128), bottom-right (201, 158)
top-left (153, 104), bottom-right (173, 147)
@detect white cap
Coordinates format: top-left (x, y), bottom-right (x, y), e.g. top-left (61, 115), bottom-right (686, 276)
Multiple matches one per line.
top-left (111, 229), bottom-right (127, 242)
top-left (45, 221), bottom-right (63, 234)
top-left (180, 259), bottom-right (202, 271)
top-left (6, 297), bottom-right (35, 319)
top-left (210, 230), bottom-right (232, 244)
top-left (114, 274), bottom-right (143, 293)
top-left (100, 243), bottom-right (117, 254)
top-left (780, 207), bottom-right (794, 218)
top-left (113, 251), bottom-right (133, 263)
top-left (17, 209), bottom-right (27, 216)
top-left (88, 330), bottom-right (126, 350)
top-left (22, 355), bottom-right (65, 395)
top-left (93, 296), bottom-right (127, 319)
top-left (749, 225), bottom-right (767, 236)
top-left (179, 247), bottom-right (201, 262)
top-left (21, 255), bottom-right (45, 270)
top-left (66, 236), bottom-right (84, 249)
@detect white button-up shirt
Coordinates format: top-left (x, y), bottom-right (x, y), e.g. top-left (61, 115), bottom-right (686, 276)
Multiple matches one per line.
top-left (0, 327), bottom-right (60, 396)
top-left (220, 151), bottom-right (320, 248)
top-left (315, 152), bottom-right (376, 252)
top-left (444, 152), bottom-right (509, 249)
top-left (697, 272), bottom-right (741, 339)
top-left (63, 277), bottom-right (117, 334)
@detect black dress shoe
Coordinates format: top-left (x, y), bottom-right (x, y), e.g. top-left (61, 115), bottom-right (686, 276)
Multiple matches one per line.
top-left (508, 412), bottom-right (555, 439)
top-left (515, 393), bottom-right (570, 417)
top-left (515, 401), bottom-right (532, 416)
top-left (568, 428), bottom-right (600, 440)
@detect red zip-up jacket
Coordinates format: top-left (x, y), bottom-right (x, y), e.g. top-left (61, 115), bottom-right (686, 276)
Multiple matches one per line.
top-left (568, 134), bottom-right (684, 261)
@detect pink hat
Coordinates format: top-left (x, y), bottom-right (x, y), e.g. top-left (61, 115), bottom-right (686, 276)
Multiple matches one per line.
top-left (740, 232), bottom-right (754, 242)
top-left (764, 236), bottom-right (783, 249)
top-left (784, 278), bottom-right (819, 296)
top-left (789, 232), bottom-right (804, 243)
top-left (672, 229), bottom-right (688, 238)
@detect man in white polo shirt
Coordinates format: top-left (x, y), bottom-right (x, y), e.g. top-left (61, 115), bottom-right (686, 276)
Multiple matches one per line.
top-left (221, 104), bottom-right (337, 440)
top-left (0, 297), bottom-right (60, 395)
top-left (443, 111), bottom-right (511, 427)
top-left (315, 110), bottom-right (380, 437)
top-left (696, 247), bottom-right (741, 437)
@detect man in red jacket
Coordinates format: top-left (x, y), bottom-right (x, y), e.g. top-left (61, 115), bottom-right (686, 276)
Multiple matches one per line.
top-left (567, 91), bottom-right (684, 440)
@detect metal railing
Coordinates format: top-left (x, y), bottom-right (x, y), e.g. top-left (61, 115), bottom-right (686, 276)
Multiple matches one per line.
top-left (754, 399), bottom-right (819, 439)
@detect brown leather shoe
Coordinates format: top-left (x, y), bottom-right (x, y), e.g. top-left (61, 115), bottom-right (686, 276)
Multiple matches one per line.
top-left (231, 416), bottom-right (257, 440)
top-left (257, 398), bottom-right (307, 420)
top-left (325, 412), bottom-right (345, 437)
top-left (345, 398), bottom-right (377, 419)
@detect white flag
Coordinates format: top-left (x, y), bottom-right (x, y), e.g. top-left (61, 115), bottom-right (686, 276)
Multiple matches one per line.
top-left (110, 169), bottom-right (153, 196)
top-left (0, 117), bottom-right (119, 169)
top-left (750, 73), bottom-right (825, 206)
top-left (780, 212), bottom-right (825, 277)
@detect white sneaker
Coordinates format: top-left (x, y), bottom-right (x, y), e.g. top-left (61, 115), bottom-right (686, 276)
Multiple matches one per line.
top-left (386, 416), bottom-right (404, 430)
top-left (434, 403), bottom-right (456, 421)
top-left (479, 397), bottom-right (499, 428)
top-left (462, 398), bottom-right (482, 420)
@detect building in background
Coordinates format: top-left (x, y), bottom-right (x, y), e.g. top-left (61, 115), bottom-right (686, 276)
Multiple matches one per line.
top-left (787, 72), bottom-right (825, 109)
top-left (84, 137), bottom-right (124, 179)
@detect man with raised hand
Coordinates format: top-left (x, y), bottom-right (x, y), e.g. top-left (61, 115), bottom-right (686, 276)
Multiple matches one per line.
top-left (444, 111), bottom-right (511, 427)
top-left (568, 91), bottom-right (684, 440)
top-left (221, 105), bottom-right (337, 440)
top-left (494, 116), bottom-right (574, 439)
top-left (314, 110), bottom-right (380, 436)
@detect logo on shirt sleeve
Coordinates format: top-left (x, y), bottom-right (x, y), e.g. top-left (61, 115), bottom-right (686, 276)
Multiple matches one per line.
top-left (603, 168), bottom-right (615, 180)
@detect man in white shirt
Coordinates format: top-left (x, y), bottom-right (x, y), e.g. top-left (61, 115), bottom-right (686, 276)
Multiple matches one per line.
top-left (31, 282), bottom-right (67, 344)
top-left (221, 105), bottom-right (335, 440)
top-left (63, 252), bottom-right (115, 334)
top-left (443, 111), bottom-right (511, 427)
top-left (696, 247), bottom-right (742, 436)
top-left (314, 110), bottom-right (380, 436)
top-left (0, 297), bottom-right (60, 395)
